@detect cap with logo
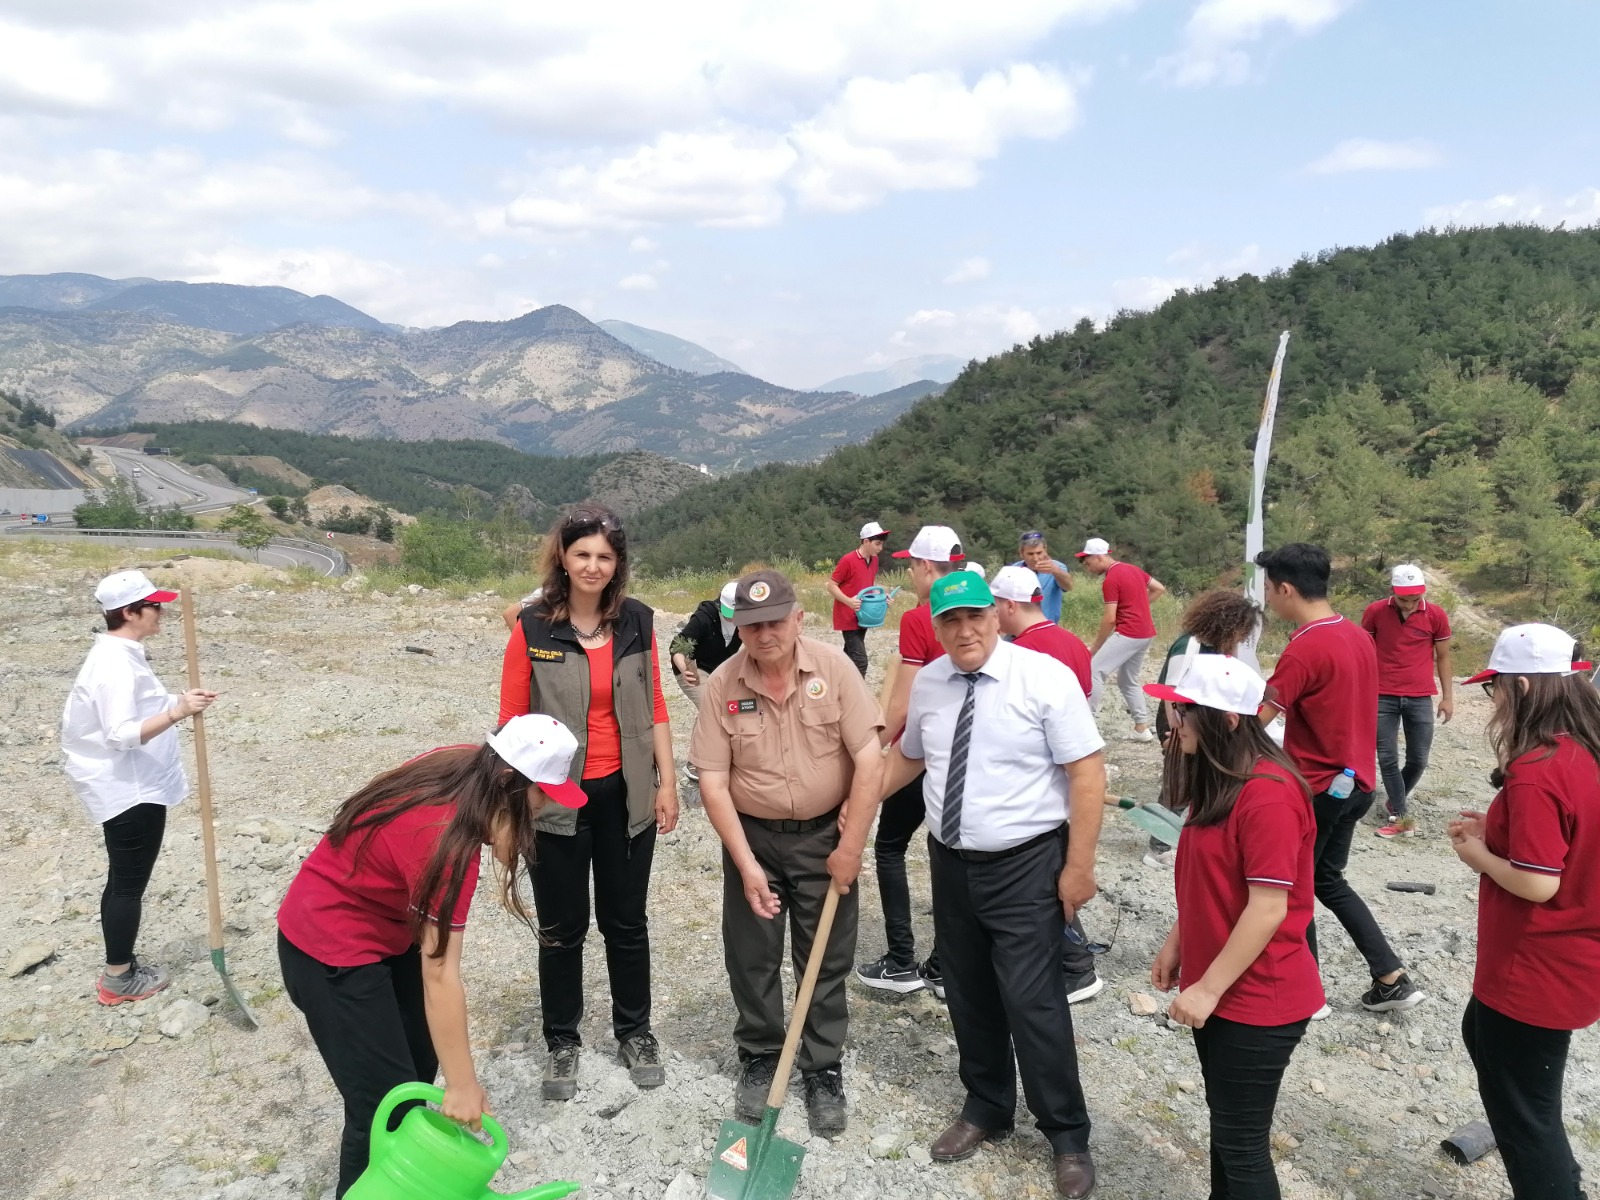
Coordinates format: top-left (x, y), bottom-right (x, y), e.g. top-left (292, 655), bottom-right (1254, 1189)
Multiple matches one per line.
top-left (1462, 623), bottom-right (1593, 686)
top-left (859, 521), bottom-right (890, 541)
top-left (1144, 654), bottom-right (1265, 716)
top-left (1075, 537), bottom-right (1111, 560)
top-left (989, 563), bottom-right (1045, 604)
top-left (731, 569), bottom-right (798, 626)
top-left (1390, 564), bottom-right (1426, 596)
top-left (929, 571), bottom-right (994, 618)
top-left (94, 570), bottom-right (180, 613)
top-left (892, 525), bottom-right (965, 562)
top-left (719, 580), bottom-right (738, 620)
top-left (486, 714), bottom-right (589, 808)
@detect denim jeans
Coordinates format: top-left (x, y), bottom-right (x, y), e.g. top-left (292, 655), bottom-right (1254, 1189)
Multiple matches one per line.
top-left (1376, 694), bottom-right (1435, 818)
top-left (1306, 788), bottom-right (1403, 979)
top-left (1193, 1016), bottom-right (1308, 1199)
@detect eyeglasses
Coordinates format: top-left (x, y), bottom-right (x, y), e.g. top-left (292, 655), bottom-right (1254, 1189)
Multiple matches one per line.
top-left (1170, 702), bottom-right (1192, 724)
top-left (1481, 678), bottom-right (1497, 698)
top-left (129, 601), bottom-right (163, 613)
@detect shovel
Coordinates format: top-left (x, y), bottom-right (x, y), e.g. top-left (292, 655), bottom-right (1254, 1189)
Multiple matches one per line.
top-left (707, 885), bottom-right (841, 1200)
top-left (1111, 797), bottom-right (1185, 848)
top-left (179, 587), bottom-right (259, 1029)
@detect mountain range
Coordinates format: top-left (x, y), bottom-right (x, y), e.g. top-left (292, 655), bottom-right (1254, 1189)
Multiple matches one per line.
top-left (0, 274), bottom-right (955, 468)
top-left (812, 354), bottom-right (966, 395)
top-left (597, 319), bottom-right (747, 375)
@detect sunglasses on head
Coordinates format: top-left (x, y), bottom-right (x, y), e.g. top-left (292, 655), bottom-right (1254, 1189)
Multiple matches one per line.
top-left (563, 510), bottom-right (619, 532)
top-left (1020, 531), bottom-right (1046, 544)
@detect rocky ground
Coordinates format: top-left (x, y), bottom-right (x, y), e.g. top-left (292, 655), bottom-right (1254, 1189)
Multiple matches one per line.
top-left (2, 542), bottom-right (1596, 1200)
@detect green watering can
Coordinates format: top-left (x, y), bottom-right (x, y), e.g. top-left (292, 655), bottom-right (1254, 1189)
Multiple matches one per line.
top-left (345, 1082), bottom-right (580, 1200)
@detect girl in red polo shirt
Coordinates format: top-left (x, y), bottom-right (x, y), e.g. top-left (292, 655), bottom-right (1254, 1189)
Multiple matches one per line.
top-left (1146, 655), bottom-right (1323, 1200)
top-left (1451, 623), bottom-right (1600, 1200)
top-left (277, 715), bottom-right (587, 1198)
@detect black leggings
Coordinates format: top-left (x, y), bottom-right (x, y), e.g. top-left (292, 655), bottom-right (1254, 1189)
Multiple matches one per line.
top-left (279, 931), bottom-right (438, 1198)
top-left (101, 803), bottom-right (168, 965)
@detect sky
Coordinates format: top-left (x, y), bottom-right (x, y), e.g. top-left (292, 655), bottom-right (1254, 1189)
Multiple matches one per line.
top-left (1, 0), bottom-right (1596, 389)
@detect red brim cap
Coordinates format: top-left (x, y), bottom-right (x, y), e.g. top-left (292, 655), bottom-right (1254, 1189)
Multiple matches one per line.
top-left (1461, 668), bottom-right (1496, 685)
top-left (891, 549), bottom-right (912, 558)
top-left (1392, 586), bottom-right (1426, 596)
top-left (1074, 551), bottom-right (1090, 558)
top-left (537, 778), bottom-right (589, 809)
top-left (146, 589), bottom-right (181, 602)
top-left (1143, 682), bottom-right (1194, 704)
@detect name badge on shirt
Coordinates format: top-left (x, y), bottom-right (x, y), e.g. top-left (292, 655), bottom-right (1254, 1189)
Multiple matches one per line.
top-left (728, 699), bottom-right (758, 714)
top-left (528, 647), bottom-right (566, 662)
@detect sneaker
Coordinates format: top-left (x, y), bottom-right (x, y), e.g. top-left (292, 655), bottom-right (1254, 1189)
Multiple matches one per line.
top-left (1375, 818), bottom-right (1416, 839)
top-left (542, 1042), bottom-right (581, 1101)
top-left (96, 957), bottom-right (171, 1006)
top-left (803, 1066), bottom-right (848, 1137)
top-left (734, 1054), bottom-right (779, 1123)
top-left (1065, 969), bottom-right (1104, 1005)
top-left (1126, 728), bottom-right (1156, 742)
top-left (1142, 848), bottom-right (1176, 870)
top-left (917, 959), bottom-right (946, 1001)
top-left (855, 954), bottom-right (926, 994)
top-left (1362, 973), bottom-right (1427, 1013)
top-left (1311, 1003), bottom-right (1333, 1021)
top-left (685, 762), bottom-right (700, 784)
top-left (618, 1032), bottom-right (665, 1089)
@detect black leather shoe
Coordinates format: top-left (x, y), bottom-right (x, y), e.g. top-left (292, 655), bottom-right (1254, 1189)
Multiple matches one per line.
top-left (1054, 1151), bottom-right (1096, 1198)
top-left (930, 1117), bottom-right (1012, 1163)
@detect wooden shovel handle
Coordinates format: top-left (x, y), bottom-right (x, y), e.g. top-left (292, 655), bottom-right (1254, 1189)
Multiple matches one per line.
top-left (765, 884), bottom-right (842, 1110)
top-left (179, 588), bottom-right (226, 955)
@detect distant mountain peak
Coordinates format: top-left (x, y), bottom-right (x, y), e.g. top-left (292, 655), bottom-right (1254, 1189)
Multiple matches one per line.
top-left (598, 319), bottom-right (747, 376)
top-left (812, 354), bottom-right (966, 396)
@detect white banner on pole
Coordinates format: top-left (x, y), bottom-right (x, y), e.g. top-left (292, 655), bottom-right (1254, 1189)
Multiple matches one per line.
top-left (1239, 330), bottom-right (1291, 674)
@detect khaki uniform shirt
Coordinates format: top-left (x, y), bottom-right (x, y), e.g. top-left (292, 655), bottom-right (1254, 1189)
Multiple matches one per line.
top-left (691, 636), bottom-right (883, 820)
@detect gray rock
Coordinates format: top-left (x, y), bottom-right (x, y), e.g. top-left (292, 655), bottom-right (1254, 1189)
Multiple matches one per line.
top-left (662, 1172), bottom-right (703, 1200)
top-left (5, 940), bottom-right (54, 977)
top-left (158, 998), bottom-right (211, 1038)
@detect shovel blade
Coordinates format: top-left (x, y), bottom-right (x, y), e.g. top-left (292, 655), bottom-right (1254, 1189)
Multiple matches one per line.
top-left (210, 948), bottom-right (260, 1029)
top-left (1120, 804), bottom-right (1181, 847)
top-left (707, 1110), bottom-right (805, 1200)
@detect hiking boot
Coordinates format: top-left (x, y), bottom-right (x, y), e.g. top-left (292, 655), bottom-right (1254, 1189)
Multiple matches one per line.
top-left (855, 953), bottom-right (926, 994)
top-left (1362, 972), bottom-right (1427, 1013)
top-left (542, 1042), bottom-right (581, 1101)
top-left (917, 959), bottom-right (946, 1001)
top-left (1065, 969), bottom-right (1104, 1005)
top-left (734, 1054), bottom-right (779, 1123)
top-left (618, 1032), bottom-right (665, 1089)
top-left (803, 1066), bottom-right (848, 1137)
top-left (1375, 817), bottom-right (1416, 839)
top-left (96, 957), bottom-right (171, 1006)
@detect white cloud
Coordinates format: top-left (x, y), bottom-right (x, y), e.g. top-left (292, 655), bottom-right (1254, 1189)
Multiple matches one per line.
top-left (1422, 187), bottom-right (1600, 229)
top-left (887, 302), bottom-right (1044, 356)
top-left (628, 235), bottom-right (658, 252)
top-left (617, 272), bottom-right (659, 291)
top-left (1110, 275), bottom-right (1193, 310)
top-left (1155, 0), bottom-right (1356, 87)
top-left (944, 255), bottom-right (992, 284)
top-left (1307, 137), bottom-right (1441, 174)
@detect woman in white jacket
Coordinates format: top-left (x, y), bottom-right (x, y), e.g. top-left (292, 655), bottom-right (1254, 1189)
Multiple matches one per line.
top-left (61, 571), bottom-right (216, 1004)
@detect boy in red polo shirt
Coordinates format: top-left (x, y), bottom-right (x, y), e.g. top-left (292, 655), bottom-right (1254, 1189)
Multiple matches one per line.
top-left (1360, 564), bottom-right (1454, 837)
top-left (1077, 537), bottom-right (1166, 740)
top-left (1255, 543), bottom-right (1425, 1016)
top-left (828, 520), bottom-right (888, 677)
top-left (1451, 623), bottom-right (1600, 1199)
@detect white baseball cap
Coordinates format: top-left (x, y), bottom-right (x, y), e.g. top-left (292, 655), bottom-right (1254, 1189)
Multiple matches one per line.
top-left (892, 525), bottom-right (965, 562)
top-left (859, 521), bottom-right (890, 541)
top-left (1144, 654), bottom-right (1265, 717)
top-left (94, 569), bottom-right (179, 613)
top-left (990, 564), bottom-right (1044, 603)
top-left (1463, 624), bottom-right (1592, 686)
top-left (1075, 537), bottom-right (1111, 559)
top-left (486, 715), bottom-right (588, 808)
top-left (1391, 564), bottom-right (1426, 596)
top-left (965, 562), bottom-right (986, 579)
top-left (719, 580), bottom-right (738, 619)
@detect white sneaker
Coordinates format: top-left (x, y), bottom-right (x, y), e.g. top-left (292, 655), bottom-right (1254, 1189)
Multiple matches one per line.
top-left (1310, 1003), bottom-right (1332, 1021)
top-left (1142, 848), bottom-right (1176, 870)
top-left (1126, 728), bottom-right (1155, 743)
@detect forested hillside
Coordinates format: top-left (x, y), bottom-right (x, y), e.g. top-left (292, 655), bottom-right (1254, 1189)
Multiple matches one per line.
top-left (633, 226), bottom-right (1600, 623)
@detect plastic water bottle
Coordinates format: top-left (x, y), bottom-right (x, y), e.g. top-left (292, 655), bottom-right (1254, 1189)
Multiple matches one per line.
top-left (1328, 768), bottom-right (1356, 799)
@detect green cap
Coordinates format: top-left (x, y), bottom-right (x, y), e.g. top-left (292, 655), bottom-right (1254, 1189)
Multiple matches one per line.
top-left (929, 571), bottom-right (995, 618)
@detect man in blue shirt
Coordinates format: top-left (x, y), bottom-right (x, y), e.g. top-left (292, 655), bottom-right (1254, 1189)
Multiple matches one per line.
top-left (1010, 530), bottom-right (1074, 624)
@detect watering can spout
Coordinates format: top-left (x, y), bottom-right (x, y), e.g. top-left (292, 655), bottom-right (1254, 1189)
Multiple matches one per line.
top-left (501, 1185), bottom-right (582, 1200)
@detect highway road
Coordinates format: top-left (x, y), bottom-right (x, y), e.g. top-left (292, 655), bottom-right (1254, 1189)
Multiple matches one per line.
top-left (98, 445), bottom-right (256, 514)
top-left (2, 526), bottom-right (348, 576)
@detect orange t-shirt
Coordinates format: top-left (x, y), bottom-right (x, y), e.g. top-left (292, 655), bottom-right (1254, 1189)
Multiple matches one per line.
top-left (584, 638), bottom-right (623, 779)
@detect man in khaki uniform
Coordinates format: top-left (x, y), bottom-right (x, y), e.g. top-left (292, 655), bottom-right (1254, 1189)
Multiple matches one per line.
top-left (691, 569), bottom-right (885, 1138)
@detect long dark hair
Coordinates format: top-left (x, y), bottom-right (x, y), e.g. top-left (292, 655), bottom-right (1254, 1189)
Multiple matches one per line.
top-left (1159, 705), bottom-right (1311, 827)
top-left (1488, 667), bottom-right (1600, 777)
top-left (533, 504), bottom-right (630, 626)
top-left (326, 742), bottom-right (539, 957)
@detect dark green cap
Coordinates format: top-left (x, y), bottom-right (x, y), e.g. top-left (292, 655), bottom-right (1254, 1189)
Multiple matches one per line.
top-left (929, 571), bottom-right (994, 618)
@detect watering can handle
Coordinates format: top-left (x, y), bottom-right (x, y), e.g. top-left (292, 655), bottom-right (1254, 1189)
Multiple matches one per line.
top-left (367, 1082), bottom-right (509, 1164)
top-left (502, 1184), bottom-right (582, 1200)
top-left (369, 1082), bottom-right (443, 1165)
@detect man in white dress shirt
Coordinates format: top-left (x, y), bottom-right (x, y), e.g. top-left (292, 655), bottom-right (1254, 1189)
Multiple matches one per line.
top-left (882, 570), bottom-right (1107, 1199)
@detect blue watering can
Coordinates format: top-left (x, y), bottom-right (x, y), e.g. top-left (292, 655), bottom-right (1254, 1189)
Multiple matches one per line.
top-left (855, 586), bottom-right (900, 628)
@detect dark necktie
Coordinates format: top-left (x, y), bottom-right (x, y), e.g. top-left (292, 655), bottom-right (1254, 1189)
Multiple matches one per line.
top-left (942, 672), bottom-right (981, 848)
